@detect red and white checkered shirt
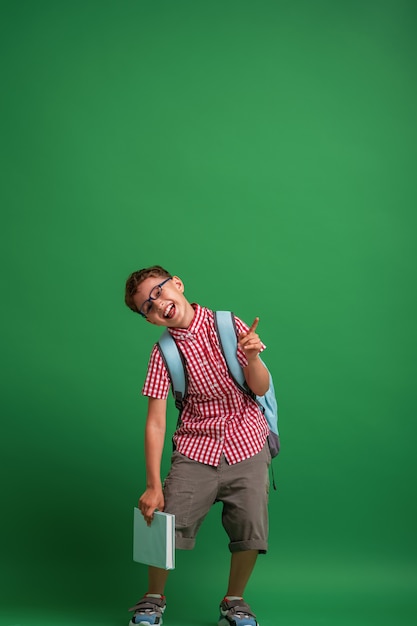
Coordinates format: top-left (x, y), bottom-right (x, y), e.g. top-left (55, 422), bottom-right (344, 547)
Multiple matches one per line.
top-left (142, 304), bottom-right (269, 466)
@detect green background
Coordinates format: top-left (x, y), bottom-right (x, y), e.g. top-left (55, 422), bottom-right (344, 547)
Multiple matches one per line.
top-left (1, 1), bottom-right (416, 625)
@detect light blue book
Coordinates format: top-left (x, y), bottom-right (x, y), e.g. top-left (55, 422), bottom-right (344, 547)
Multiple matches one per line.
top-left (133, 508), bottom-right (175, 570)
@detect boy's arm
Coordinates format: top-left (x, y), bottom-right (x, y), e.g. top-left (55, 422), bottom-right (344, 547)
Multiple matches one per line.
top-left (138, 397), bottom-right (167, 526)
top-left (239, 317), bottom-right (270, 396)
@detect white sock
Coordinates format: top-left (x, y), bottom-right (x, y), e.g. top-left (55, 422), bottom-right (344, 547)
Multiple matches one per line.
top-left (226, 596), bottom-right (243, 601)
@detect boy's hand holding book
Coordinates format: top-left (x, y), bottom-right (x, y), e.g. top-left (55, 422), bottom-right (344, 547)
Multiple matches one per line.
top-left (139, 488), bottom-right (165, 526)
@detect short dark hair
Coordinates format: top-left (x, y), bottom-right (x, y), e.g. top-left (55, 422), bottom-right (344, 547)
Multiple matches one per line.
top-left (124, 265), bottom-right (172, 313)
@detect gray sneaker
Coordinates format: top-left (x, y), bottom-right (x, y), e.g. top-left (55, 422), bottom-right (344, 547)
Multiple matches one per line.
top-left (218, 597), bottom-right (259, 626)
top-left (128, 594), bottom-right (166, 625)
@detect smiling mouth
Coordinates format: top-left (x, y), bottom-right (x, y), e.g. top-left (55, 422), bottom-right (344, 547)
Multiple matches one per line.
top-left (164, 304), bottom-right (175, 319)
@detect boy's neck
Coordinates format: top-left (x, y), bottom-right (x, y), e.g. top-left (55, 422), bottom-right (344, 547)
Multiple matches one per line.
top-left (171, 301), bottom-right (196, 329)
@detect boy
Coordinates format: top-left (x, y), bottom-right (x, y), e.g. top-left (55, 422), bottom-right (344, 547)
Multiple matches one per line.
top-left (125, 266), bottom-right (272, 626)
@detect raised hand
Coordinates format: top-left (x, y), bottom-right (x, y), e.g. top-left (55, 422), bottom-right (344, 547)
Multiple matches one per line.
top-left (238, 317), bottom-right (263, 362)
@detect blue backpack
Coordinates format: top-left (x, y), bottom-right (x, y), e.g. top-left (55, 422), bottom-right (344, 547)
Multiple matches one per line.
top-left (157, 311), bottom-right (280, 461)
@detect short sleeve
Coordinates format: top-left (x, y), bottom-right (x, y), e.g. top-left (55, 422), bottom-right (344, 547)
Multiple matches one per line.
top-left (142, 344), bottom-right (171, 399)
top-left (234, 315), bottom-right (266, 368)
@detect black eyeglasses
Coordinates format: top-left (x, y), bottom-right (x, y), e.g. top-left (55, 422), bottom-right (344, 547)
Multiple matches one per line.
top-left (139, 277), bottom-right (172, 317)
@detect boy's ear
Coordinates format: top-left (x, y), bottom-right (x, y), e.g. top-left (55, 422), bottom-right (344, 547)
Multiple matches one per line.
top-left (171, 275), bottom-right (184, 292)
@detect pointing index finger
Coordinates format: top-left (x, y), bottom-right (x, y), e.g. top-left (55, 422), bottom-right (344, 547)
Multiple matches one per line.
top-left (249, 317), bottom-right (259, 333)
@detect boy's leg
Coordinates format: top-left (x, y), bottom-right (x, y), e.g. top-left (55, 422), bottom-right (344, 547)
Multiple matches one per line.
top-left (219, 551), bottom-right (260, 626)
top-left (148, 565), bottom-right (169, 595)
top-left (128, 567), bottom-right (169, 623)
top-left (226, 549), bottom-right (258, 597)
top-left (218, 445), bottom-right (270, 626)
top-left (130, 453), bottom-right (218, 623)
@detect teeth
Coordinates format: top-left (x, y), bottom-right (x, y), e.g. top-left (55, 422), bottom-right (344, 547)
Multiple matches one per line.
top-left (164, 304), bottom-right (174, 318)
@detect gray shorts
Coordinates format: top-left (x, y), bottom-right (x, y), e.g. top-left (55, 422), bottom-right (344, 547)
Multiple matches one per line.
top-left (163, 443), bottom-right (271, 553)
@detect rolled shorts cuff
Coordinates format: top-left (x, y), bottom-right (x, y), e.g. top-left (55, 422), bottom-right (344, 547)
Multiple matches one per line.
top-left (229, 538), bottom-right (268, 554)
top-left (175, 535), bottom-right (196, 550)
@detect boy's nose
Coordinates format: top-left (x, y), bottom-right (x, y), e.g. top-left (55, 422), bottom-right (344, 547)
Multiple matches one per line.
top-left (154, 299), bottom-right (166, 312)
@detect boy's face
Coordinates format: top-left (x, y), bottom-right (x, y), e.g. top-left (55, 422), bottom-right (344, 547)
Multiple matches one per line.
top-left (132, 275), bottom-right (194, 328)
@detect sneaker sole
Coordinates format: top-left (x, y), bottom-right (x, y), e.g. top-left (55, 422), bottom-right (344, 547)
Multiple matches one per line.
top-left (129, 618), bottom-right (162, 626)
top-left (218, 618), bottom-right (259, 626)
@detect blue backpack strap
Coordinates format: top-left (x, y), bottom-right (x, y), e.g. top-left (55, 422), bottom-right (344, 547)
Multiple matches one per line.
top-left (214, 311), bottom-right (247, 390)
top-left (157, 330), bottom-right (187, 411)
